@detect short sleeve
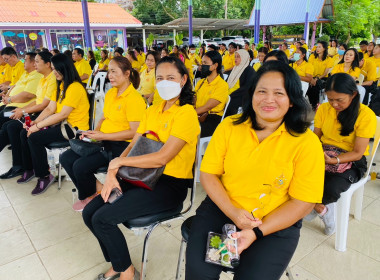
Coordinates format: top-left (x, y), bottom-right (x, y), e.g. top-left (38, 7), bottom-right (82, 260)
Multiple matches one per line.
top-left (331, 64), bottom-right (339, 75)
top-left (61, 83), bottom-right (83, 108)
top-left (352, 67), bottom-right (361, 79)
top-left (44, 78), bottom-right (56, 100)
top-left (289, 132), bottom-right (325, 203)
top-left (170, 105), bottom-right (200, 144)
top-left (306, 63), bottom-right (314, 75)
top-left (200, 118), bottom-right (232, 175)
top-left (212, 80), bottom-right (229, 103)
top-left (367, 61), bottom-right (377, 81)
top-left (24, 74), bottom-right (42, 95)
top-left (84, 61), bottom-right (92, 76)
top-left (356, 106), bottom-right (377, 138)
top-left (125, 93), bottom-right (146, 122)
top-left (327, 57), bottom-right (334, 68)
top-left (314, 103), bottom-right (327, 129)
top-left (136, 108), bottom-right (149, 134)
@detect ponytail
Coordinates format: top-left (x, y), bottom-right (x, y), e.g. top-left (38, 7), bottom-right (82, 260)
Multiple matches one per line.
top-left (130, 68), bottom-right (140, 89)
top-left (111, 56), bottom-right (140, 89)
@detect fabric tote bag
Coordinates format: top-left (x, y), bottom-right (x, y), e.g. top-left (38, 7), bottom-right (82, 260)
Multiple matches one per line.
top-left (117, 130), bottom-right (165, 190)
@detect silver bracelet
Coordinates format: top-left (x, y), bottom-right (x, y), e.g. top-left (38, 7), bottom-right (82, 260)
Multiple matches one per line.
top-left (336, 156), bottom-right (340, 165)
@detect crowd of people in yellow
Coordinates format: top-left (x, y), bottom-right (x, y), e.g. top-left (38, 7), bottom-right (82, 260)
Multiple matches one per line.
top-left (0, 37), bottom-right (379, 280)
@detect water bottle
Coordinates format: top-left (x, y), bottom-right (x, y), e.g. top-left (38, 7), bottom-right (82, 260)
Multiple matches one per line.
top-left (72, 188), bottom-right (78, 204)
top-left (370, 163), bottom-right (377, 180)
top-left (47, 152), bottom-right (56, 173)
top-left (24, 113), bottom-right (32, 128)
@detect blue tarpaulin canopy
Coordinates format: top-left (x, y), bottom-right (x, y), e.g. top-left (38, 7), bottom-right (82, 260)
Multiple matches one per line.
top-left (248, 0), bottom-right (333, 26)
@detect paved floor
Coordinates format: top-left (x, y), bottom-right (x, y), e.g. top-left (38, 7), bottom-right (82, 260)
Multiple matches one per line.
top-left (0, 147), bottom-right (380, 280)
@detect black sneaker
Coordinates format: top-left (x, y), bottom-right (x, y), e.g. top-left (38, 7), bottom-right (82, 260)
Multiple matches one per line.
top-left (0, 167), bottom-right (24, 179)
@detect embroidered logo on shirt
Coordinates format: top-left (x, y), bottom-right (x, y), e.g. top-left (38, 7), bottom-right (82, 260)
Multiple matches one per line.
top-left (273, 173), bottom-right (287, 189)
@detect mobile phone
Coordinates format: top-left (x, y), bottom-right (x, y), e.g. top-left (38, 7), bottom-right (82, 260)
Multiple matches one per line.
top-left (82, 137), bottom-right (97, 143)
top-left (108, 188), bottom-right (123, 204)
top-left (76, 129), bottom-right (88, 135)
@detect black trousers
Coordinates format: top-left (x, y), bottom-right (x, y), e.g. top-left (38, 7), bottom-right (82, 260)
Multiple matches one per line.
top-left (185, 197), bottom-right (301, 280)
top-left (0, 106), bottom-right (17, 129)
top-left (362, 84), bottom-right (377, 105)
top-left (20, 124), bottom-right (75, 178)
top-left (60, 141), bottom-right (129, 200)
top-left (200, 114), bottom-right (222, 138)
top-left (0, 120), bottom-right (24, 167)
top-left (82, 175), bottom-right (191, 272)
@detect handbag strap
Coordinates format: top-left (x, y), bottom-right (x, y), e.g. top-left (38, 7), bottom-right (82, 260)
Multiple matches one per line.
top-left (142, 130), bottom-right (161, 142)
top-left (61, 120), bottom-right (76, 140)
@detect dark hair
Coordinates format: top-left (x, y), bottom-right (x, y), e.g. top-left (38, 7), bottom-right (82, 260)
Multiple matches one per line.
top-left (37, 51), bottom-right (53, 64)
top-left (146, 50), bottom-right (160, 65)
top-left (325, 73), bottom-right (360, 136)
top-left (155, 56), bottom-right (194, 106)
top-left (252, 43), bottom-right (256, 46)
top-left (111, 56), bottom-right (140, 89)
top-left (331, 39), bottom-right (338, 46)
top-left (179, 48), bottom-right (190, 60)
top-left (237, 44), bottom-right (243, 50)
top-left (1, 47), bottom-right (17, 57)
top-left (173, 45), bottom-right (179, 51)
top-left (264, 41), bottom-right (272, 49)
top-left (358, 52), bottom-right (364, 61)
top-left (127, 50), bottom-right (138, 61)
top-left (244, 41), bottom-right (250, 46)
top-left (299, 47), bottom-right (308, 62)
top-left (220, 43), bottom-right (226, 48)
top-left (204, 50), bottom-right (223, 78)
top-left (264, 50), bottom-right (289, 64)
top-left (248, 49), bottom-right (254, 61)
top-left (189, 44), bottom-right (196, 49)
top-left (63, 49), bottom-right (72, 58)
top-left (25, 52), bottom-right (37, 61)
top-left (282, 42), bottom-right (288, 48)
top-left (338, 48), bottom-right (359, 71)
top-left (208, 44), bottom-right (218, 51)
top-left (258, 47), bottom-right (268, 55)
top-left (313, 41), bottom-right (328, 61)
top-left (340, 43), bottom-right (348, 51)
top-left (234, 61), bottom-right (311, 135)
top-left (228, 42), bottom-right (237, 49)
top-left (161, 48), bottom-right (169, 55)
top-left (87, 50), bottom-right (95, 60)
top-left (101, 49), bottom-right (109, 62)
top-left (74, 48), bottom-right (84, 58)
top-left (114, 47), bottom-right (124, 56)
top-left (52, 49), bottom-right (60, 55)
top-left (50, 53), bottom-right (82, 103)
top-left (199, 46), bottom-right (206, 58)
top-left (359, 40), bottom-right (368, 46)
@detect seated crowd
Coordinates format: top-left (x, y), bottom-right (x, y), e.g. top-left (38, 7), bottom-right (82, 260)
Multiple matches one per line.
top-left (0, 38), bottom-right (379, 280)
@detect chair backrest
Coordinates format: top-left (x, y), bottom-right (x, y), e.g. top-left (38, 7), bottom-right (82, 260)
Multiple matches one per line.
top-left (357, 85), bottom-right (366, 103)
top-left (364, 116), bottom-right (380, 178)
top-left (223, 74), bottom-right (228, 81)
top-left (182, 131), bottom-right (201, 215)
top-left (89, 72), bottom-right (107, 93)
top-left (221, 95), bottom-right (231, 121)
top-left (358, 74), bottom-right (365, 85)
top-left (88, 92), bottom-right (97, 130)
top-left (301, 81), bottom-right (309, 97)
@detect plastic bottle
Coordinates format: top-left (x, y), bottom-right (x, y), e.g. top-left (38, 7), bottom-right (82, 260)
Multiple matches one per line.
top-left (72, 188), bottom-right (78, 204)
top-left (47, 152), bottom-right (56, 173)
top-left (24, 113), bottom-right (32, 128)
top-left (371, 163), bottom-right (377, 180)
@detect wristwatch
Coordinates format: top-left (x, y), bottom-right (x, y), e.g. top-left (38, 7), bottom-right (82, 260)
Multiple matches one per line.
top-left (7, 97), bottom-right (11, 104)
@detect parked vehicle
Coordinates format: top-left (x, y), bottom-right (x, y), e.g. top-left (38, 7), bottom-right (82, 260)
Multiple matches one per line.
top-left (182, 36), bottom-right (201, 46)
top-left (213, 38), bottom-right (223, 44)
top-left (221, 36), bottom-right (245, 47)
top-left (203, 39), bottom-right (216, 48)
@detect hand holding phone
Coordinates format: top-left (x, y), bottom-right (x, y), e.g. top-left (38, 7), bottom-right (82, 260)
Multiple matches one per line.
top-left (108, 188), bottom-right (123, 204)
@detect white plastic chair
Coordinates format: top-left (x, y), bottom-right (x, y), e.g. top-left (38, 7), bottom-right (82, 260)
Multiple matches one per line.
top-left (196, 96), bottom-right (231, 182)
top-left (301, 81), bottom-right (309, 97)
top-left (358, 74), bottom-right (365, 85)
top-left (223, 74), bottom-right (228, 81)
top-left (357, 85), bottom-right (366, 103)
top-left (335, 116), bottom-right (380, 252)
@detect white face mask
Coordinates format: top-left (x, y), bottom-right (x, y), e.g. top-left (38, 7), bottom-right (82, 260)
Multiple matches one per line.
top-left (156, 80), bottom-right (182, 101)
top-left (190, 49), bottom-right (196, 54)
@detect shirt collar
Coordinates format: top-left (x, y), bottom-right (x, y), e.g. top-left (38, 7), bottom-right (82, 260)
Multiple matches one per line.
top-left (206, 75), bottom-right (221, 86)
top-left (118, 84), bottom-right (134, 98)
top-left (159, 99), bottom-right (181, 113)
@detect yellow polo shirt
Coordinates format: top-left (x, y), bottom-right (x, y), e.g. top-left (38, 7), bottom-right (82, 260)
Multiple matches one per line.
top-left (360, 58), bottom-right (377, 82)
top-left (35, 71), bottom-right (56, 105)
top-left (253, 50), bottom-right (258, 59)
top-left (74, 59), bottom-right (92, 84)
top-left (328, 47), bottom-right (338, 57)
top-left (308, 55), bottom-right (334, 78)
top-left (136, 101), bottom-right (200, 179)
top-left (53, 82), bottom-right (89, 130)
top-left (228, 80), bottom-right (240, 95)
top-left (200, 117), bottom-right (325, 219)
top-left (195, 75), bottom-right (229, 116)
top-left (302, 44), bottom-right (308, 50)
top-left (368, 57), bottom-right (380, 79)
top-left (10, 61), bottom-right (24, 86)
top-left (291, 60), bottom-right (314, 77)
top-left (332, 55), bottom-right (342, 66)
top-left (7, 70), bottom-right (43, 108)
top-left (152, 89), bottom-right (163, 106)
top-left (137, 54), bottom-right (145, 70)
top-left (189, 53), bottom-right (201, 67)
top-left (283, 49), bottom-right (290, 58)
top-left (184, 58), bottom-right (194, 82)
top-left (0, 64), bottom-right (11, 84)
top-left (222, 52), bottom-right (235, 71)
top-left (253, 62), bottom-right (262, 72)
top-left (138, 68), bottom-right (155, 97)
top-left (139, 64), bottom-right (147, 73)
top-left (314, 103), bottom-right (376, 155)
top-left (98, 58), bottom-right (110, 71)
top-left (131, 60), bottom-right (140, 70)
top-left (331, 64), bottom-right (361, 79)
top-left (101, 85), bottom-right (146, 140)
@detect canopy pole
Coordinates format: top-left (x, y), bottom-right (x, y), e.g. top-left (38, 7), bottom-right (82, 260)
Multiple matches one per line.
top-left (45, 29), bottom-right (52, 49)
top-left (188, 0), bottom-right (193, 45)
top-left (201, 29), bottom-right (204, 44)
top-left (81, 0), bottom-right (92, 49)
top-left (319, 23), bottom-right (323, 37)
top-left (303, 0), bottom-right (310, 45)
top-left (311, 22), bottom-right (317, 48)
top-left (262, 26), bottom-right (266, 42)
top-left (254, 0), bottom-right (261, 44)
top-left (142, 28), bottom-right (147, 53)
top-left (173, 29), bottom-right (176, 46)
top-left (123, 29), bottom-right (128, 50)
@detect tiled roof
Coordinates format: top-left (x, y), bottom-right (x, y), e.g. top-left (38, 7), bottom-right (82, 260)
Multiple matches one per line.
top-left (0, 0), bottom-right (141, 25)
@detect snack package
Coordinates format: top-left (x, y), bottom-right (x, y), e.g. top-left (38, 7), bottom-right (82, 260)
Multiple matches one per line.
top-left (205, 224), bottom-right (240, 268)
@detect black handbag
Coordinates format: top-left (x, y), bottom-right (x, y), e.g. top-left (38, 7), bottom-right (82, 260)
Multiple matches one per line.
top-left (69, 139), bottom-right (103, 157)
top-left (117, 130), bottom-right (165, 190)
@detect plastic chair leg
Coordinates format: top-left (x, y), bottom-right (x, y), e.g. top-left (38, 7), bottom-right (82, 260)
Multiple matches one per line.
top-left (285, 266), bottom-right (294, 280)
top-left (353, 186), bottom-right (364, 221)
top-left (335, 195), bottom-right (351, 252)
top-left (140, 223), bottom-right (160, 280)
top-left (58, 163), bottom-right (62, 190)
top-left (175, 238), bottom-right (187, 280)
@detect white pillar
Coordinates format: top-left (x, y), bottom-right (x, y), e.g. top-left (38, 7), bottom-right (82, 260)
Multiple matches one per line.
top-left (201, 29), bottom-right (204, 44)
top-left (173, 29), bottom-right (176, 45)
top-left (319, 23), bottom-right (323, 37)
top-left (142, 28), bottom-right (147, 52)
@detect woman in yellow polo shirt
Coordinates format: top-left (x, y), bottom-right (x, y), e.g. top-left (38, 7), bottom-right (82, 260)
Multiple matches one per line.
top-left (291, 47), bottom-right (314, 83)
top-left (186, 61), bottom-right (325, 279)
top-left (60, 56), bottom-right (146, 211)
top-left (179, 47), bottom-right (194, 83)
top-left (332, 43), bottom-right (347, 66)
top-left (305, 73), bottom-right (376, 235)
top-left (331, 48), bottom-right (361, 80)
top-left (307, 41), bottom-right (333, 109)
top-left (0, 51), bottom-right (55, 180)
top-left (126, 50), bottom-right (140, 71)
top-left (97, 49), bottom-right (110, 72)
top-left (82, 56), bottom-right (200, 280)
top-left (367, 42), bottom-right (375, 58)
top-left (328, 39), bottom-right (338, 57)
top-left (253, 47), bottom-right (268, 72)
top-left (195, 50), bottom-right (229, 137)
top-left (18, 53), bottom-right (90, 195)
top-left (138, 50), bottom-right (160, 100)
